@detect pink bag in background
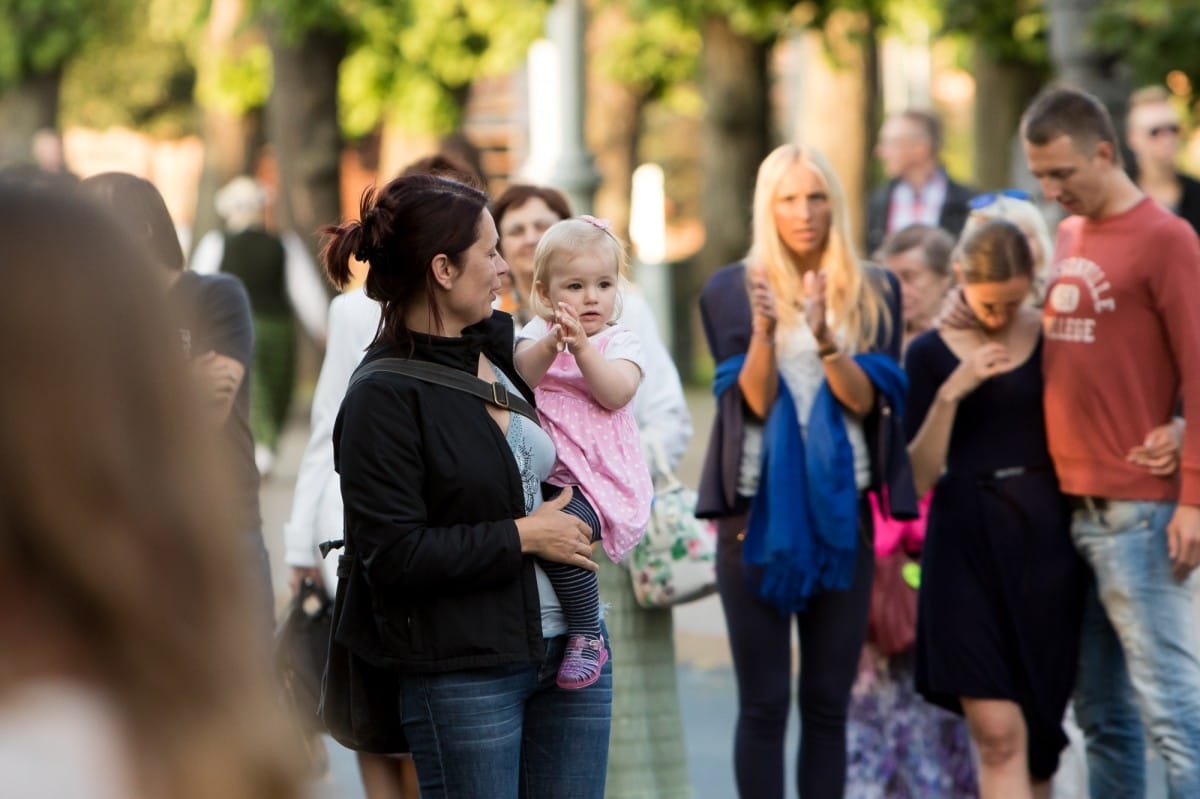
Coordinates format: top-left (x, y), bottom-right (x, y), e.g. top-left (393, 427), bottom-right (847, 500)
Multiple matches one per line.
top-left (868, 489), bottom-right (932, 559)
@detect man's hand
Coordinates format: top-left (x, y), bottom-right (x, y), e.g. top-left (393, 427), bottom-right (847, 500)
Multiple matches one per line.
top-left (1166, 504), bottom-right (1200, 580)
top-left (192, 350), bottom-right (245, 424)
top-left (1127, 418), bottom-right (1184, 476)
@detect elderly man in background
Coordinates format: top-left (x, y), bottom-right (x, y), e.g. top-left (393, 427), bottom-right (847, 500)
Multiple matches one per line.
top-left (866, 109), bottom-right (974, 255)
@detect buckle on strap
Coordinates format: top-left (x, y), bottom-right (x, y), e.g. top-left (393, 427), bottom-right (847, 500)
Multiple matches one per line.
top-left (491, 381), bottom-right (510, 409)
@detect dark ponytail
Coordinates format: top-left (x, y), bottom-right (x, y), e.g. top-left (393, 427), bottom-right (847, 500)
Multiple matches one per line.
top-left (319, 174), bottom-right (489, 345)
top-left (319, 186), bottom-right (377, 290)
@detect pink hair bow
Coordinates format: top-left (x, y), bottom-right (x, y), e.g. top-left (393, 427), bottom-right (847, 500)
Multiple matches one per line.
top-left (580, 214), bottom-right (612, 231)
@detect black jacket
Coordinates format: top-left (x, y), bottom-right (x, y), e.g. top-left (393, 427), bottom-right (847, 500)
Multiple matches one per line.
top-left (331, 312), bottom-right (548, 672)
top-left (1127, 158), bottom-right (1200, 238)
top-left (865, 172), bottom-right (975, 256)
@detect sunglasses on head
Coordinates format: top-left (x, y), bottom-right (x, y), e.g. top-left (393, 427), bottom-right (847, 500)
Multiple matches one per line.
top-left (1148, 123), bottom-right (1182, 138)
top-left (968, 189), bottom-right (1031, 210)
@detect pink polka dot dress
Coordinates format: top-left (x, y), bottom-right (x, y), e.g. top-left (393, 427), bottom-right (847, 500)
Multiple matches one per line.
top-left (520, 318), bottom-right (653, 563)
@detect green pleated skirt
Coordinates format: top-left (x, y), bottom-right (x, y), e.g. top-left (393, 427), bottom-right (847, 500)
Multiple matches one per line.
top-left (599, 556), bottom-right (694, 799)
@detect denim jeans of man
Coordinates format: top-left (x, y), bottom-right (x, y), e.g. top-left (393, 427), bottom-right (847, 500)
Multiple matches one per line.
top-left (398, 631), bottom-right (613, 799)
top-left (1070, 499), bottom-right (1200, 798)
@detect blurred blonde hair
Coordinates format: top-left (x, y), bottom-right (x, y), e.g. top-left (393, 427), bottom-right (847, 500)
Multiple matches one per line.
top-left (960, 194), bottom-right (1053, 304)
top-left (531, 217), bottom-right (629, 323)
top-left (748, 143), bottom-right (887, 351)
top-left (0, 185), bottom-right (304, 799)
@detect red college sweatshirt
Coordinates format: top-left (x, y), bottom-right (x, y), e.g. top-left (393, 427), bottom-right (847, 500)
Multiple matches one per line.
top-left (1043, 197), bottom-right (1200, 505)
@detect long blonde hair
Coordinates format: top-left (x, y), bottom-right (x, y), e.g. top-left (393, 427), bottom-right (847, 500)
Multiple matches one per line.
top-left (747, 143), bottom-right (888, 351)
top-left (0, 185), bottom-right (304, 799)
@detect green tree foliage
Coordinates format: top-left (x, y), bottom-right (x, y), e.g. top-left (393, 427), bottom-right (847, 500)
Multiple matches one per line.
top-left (1091, 0), bottom-right (1200, 89)
top-left (260, 0), bottom-right (550, 138)
top-left (592, 2), bottom-right (701, 110)
top-left (338, 0), bottom-right (550, 137)
top-left (0, 0), bottom-right (130, 86)
top-left (59, 0), bottom-right (199, 135)
top-left (941, 0), bottom-right (1049, 65)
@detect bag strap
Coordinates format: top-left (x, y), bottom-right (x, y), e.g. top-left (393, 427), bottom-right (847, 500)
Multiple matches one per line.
top-left (647, 438), bottom-right (682, 491)
top-left (348, 357), bottom-right (540, 426)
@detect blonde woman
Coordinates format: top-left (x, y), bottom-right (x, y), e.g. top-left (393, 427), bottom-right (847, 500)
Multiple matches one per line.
top-left (697, 143), bottom-right (916, 798)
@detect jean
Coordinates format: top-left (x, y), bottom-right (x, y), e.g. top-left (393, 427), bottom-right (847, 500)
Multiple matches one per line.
top-left (1070, 499), bottom-right (1200, 798)
top-left (398, 631), bottom-right (613, 799)
top-left (716, 503), bottom-right (875, 799)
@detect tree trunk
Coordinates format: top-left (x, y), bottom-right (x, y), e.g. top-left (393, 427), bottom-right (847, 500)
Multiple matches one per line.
top-left (0, 69), bottom-right (61, 165)
top-left (191, 110), bottom-right (261, 253)
top-left (1047, 0), bottom-right (1128, 120)
top-left (972, 51), bottom-right (1044, 190)
top-left (685, 16), bottom-right (770, 378)
top-left (266, 25), bottom-right (347, 273)
top-left (586, 7), bottom-right (647, 244)
top-left (698, 16), bottom-right (770, 277)
top-left (190, 0), bottom-right (261, 254)
top-left (861, 14), bottom-right (883, 210)
top-left (589, 82), bottom-right (644, 245)
top-left (798, 11), bottom-right (874, 250)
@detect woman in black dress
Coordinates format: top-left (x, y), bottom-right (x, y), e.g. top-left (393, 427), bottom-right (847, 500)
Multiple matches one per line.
top-left (905, 219), bottom-right (1085, 799)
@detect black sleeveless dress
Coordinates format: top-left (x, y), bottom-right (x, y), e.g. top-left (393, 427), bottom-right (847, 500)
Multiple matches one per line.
top-left (904, 330), bottom-right (1086, 780)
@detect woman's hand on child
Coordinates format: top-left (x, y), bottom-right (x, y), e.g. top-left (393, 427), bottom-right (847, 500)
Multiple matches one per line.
top-left (516, 487), bottom-right (598, 572)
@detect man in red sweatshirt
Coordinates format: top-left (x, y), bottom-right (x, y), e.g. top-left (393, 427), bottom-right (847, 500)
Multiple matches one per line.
top-left (1023, 86), bottom-right (1200, 799)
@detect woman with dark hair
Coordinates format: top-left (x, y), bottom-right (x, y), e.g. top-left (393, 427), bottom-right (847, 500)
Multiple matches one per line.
top-left (906, 219), bottom-right (1086, 798)
top-left (0, 183), bottom-right (304, 799)
top-left (697, 143), bottom-right (914, 798)
top-left (323, 173), bottom-right (611, 799)
top-left (285, 154), bottom-right (479, 799)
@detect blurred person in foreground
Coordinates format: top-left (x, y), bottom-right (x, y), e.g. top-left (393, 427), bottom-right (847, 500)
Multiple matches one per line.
top-left (80, 171), bottom-right (274, 627)
top-left (493, 182), bottom-right (695, 797)
top-left (1125, 85), bottom-right (1200, 237)
top-left (284, 153), bottom-right (480, 799)
top-left (0, 184), bottom-right (305, 798)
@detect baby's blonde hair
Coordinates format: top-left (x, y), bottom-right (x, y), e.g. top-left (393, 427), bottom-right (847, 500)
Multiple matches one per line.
top-left (531, 217), bottom-right (630, 322)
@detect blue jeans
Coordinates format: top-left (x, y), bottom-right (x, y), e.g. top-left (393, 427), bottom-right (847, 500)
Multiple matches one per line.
top-left (1070, 499), bottom-right (1200, 798)
top-left (398, 632), bottom-right (613, 799)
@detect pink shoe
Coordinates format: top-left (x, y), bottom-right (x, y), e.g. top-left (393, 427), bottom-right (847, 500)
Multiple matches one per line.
top-left (556, 634), bottom-right (609, 690)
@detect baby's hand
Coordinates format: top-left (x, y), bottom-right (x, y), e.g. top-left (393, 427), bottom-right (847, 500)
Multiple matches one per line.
top-left (556, 303), bottom-right (588, 354)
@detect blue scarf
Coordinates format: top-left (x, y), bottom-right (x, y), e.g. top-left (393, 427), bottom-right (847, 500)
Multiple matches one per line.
top-left (713, 354), bottom-right (746, 398)
top-left (744, 352), bottom-right (908, 613)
